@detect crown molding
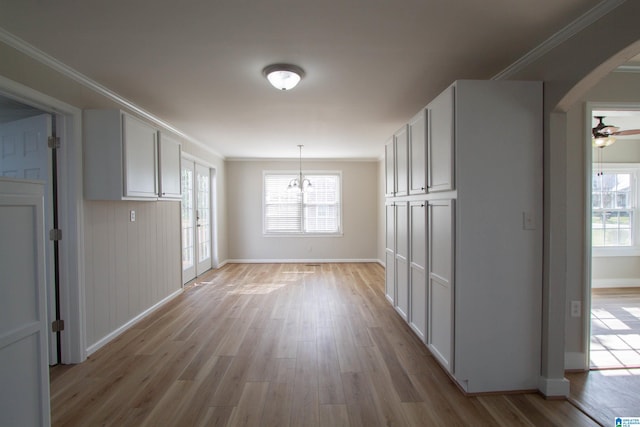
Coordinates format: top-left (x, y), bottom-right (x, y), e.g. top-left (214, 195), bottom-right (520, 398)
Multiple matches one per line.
top-left (492, 0), bottom-right (627, 80)
top-left (0, 27), bottom-right (224, 159)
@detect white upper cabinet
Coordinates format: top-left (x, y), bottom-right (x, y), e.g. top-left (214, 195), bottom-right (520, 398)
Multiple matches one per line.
top-left (84, 110), bottom-right (180, 201)
top-left (427, 85), bottom-right (455, 193)
top-left (158, 132), bottom-right (182, 199)
top-left (409, 109), bottom-right (427, 195)
top-left (84, 110), bottom-right (157, 200)
top-left (122, 114), bottom-right (158, 198)
top-left (384, 138), bottom-right (395, 197)
top-left (394, 125), bottom-right (409, 197)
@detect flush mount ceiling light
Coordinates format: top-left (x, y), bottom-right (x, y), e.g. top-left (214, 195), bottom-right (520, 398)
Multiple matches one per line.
top-left (262, 64), bottom-right (305, 91)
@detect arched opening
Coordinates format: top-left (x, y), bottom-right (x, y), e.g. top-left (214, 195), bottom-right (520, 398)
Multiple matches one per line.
top-left (548, 40), bottom-right (640, 423)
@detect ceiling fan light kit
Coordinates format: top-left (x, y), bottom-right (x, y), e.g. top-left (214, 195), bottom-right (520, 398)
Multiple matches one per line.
top-left (592, 115), bottom-right (640, 148)
top-left (262, 63), bottom-right (305, 91)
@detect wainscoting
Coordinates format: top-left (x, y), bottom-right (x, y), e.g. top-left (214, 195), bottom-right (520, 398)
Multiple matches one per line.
top-left (83, 200), bottom-right (182, 354)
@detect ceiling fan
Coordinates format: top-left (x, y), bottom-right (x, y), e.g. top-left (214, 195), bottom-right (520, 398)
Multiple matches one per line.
top-left (592, 116), bottom-right (640, 147)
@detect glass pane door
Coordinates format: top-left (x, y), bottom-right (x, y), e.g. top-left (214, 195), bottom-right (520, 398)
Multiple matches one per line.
top-left (181, 161), bottom-right (195, 283)
top-left (195, 163), bottom-right (212, 275)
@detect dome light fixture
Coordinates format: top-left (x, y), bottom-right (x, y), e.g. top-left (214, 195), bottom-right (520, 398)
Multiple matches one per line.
top-left (262, 63), bottom-right (305, 91)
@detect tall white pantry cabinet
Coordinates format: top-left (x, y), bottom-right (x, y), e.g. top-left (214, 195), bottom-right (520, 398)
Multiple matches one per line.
top-left (385, 80), bottom-right (542, 393)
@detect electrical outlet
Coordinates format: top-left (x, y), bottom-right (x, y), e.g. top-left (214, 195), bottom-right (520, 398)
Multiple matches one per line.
top-left (571, 300), bottom-right (581, 317)
top-left (130, 210), bottom-right (136, 222)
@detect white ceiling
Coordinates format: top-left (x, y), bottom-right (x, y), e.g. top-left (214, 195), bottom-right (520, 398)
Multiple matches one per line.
top-left (0, 0), bottom-right (604, 159)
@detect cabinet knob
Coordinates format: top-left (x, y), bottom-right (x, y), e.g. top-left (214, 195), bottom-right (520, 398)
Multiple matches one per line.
top-left (421, 187), bottom-right (425, 190)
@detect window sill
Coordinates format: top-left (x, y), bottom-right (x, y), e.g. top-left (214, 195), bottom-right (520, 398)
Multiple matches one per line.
top-left (263, 233), bottom-right (343, 238)
top-left (592, 247), bottom-right (640, 257)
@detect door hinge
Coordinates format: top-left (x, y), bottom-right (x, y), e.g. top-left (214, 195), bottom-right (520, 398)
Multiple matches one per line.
top-left (48, 136), bottom-right (61, 149)
top-left (52, 319), bottom-right (65, 333)
top-left (49, 229), bottom-right (62, 241)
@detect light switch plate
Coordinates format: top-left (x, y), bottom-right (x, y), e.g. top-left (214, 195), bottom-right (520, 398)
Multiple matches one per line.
top-left (523, 211), bottom-right (536, 230)
top-left (130, 210), bottom-right (136, 222)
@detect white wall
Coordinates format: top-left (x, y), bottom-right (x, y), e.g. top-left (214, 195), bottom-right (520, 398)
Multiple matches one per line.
top-left (563, 71), bottom-right (640, 357)
top-left (226, 159), bottom-right (378, 262)
top-left (0, 40), bottom-right (228, 357)
top-left (505, 0), bottom-right (640, 388)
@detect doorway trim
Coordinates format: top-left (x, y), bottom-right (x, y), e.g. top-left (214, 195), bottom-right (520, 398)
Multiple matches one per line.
top-left (0, 75), bottom-right (86, 364)
top-left (582, 101), bottom-right (640, 370)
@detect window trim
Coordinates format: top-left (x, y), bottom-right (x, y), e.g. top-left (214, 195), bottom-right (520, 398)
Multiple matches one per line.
top-left (592, 163), bottom-right (640, 257)
top-left (262, 170), bottom-right (343, 237)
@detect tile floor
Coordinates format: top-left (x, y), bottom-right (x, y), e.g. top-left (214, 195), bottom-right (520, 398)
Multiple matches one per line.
top-left (590, 288), bottom-right (640, 369)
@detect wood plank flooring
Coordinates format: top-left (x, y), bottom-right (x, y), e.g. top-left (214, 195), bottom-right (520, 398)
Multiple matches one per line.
top-left (50, 263), bottom-right (599, 426)
top-left (566, 287), bottom-right (640, 426)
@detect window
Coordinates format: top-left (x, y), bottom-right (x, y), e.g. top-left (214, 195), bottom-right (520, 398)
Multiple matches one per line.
top-left (264, 172), bottom-right (342, 235)
top-left (592, 165), bottom-right (638, 253)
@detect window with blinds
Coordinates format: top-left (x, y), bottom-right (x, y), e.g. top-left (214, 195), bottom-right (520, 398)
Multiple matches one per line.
top-left (264, 172), bottom-right (342, 235)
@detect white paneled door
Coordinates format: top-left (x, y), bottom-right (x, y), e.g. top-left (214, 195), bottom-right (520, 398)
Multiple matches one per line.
top-left (181, 160), bottom-right (212, 283)
top-left (0, 113), bottom-right (59, 365)
top-left (0, 179), bottom-right (51, 426)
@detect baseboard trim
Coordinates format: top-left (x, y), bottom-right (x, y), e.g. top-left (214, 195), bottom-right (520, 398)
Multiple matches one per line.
top-left (85, 288), bottom-right (183, 356)
top-left (538, 376), bottom-right (570, 398)
top-left (225, 258), bottom-right (381, 264)
top-left (592, 278), bottom-right (640, 288)
top-left (565, 352), bottom-right (588, 371)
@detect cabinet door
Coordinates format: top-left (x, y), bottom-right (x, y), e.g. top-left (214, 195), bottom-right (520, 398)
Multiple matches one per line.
top-left (428, 85), bottom-right (455, 193)
top-left (384, 139), bottom-right (395, 197)
top-left (158, 133), bottom-right (182, 199)
top-left (409, 109), bottom-right (427, 195)
top-left (409, 201), bottom-right (427, 341)
top-left (427, 199), bottom-right (454, 372)
top-left (395, 126), bottom-right (409, 197)
top-left (123, 115), bottom-right (158, 198)
top-left (385, 203), bottom-right (395, 303)
top-left (395, 201), bottom-right (409, 320)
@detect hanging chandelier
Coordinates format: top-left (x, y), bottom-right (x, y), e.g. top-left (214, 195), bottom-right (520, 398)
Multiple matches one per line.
top-left (287, 145), bottom-right (312, 192)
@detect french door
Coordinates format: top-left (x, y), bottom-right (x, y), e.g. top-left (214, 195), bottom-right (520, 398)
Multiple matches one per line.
top-left (181, 160), bottom-right (212, 283)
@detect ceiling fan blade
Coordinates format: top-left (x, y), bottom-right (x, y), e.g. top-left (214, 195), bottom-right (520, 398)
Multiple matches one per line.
top-left (600, 125), bottom-right (620, 135)
top-left (612, 129), bottom-right (640, 136)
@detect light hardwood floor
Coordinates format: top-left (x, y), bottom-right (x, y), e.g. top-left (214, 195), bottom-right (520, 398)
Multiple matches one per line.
top-left (51, 263), bottom-right (599, 426)
top-left (566, 287), bottom-right (640, 426)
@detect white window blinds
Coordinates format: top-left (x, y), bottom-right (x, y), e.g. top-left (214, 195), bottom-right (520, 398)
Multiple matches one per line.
top-left (264, 172), bottom-right (341, 235)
